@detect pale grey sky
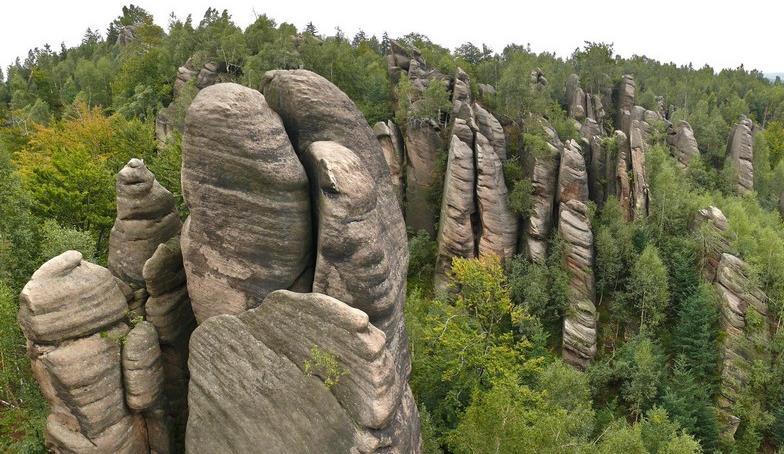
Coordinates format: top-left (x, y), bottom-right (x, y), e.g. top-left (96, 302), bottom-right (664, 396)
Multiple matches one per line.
top-left (1, 0), bottom-right (782, 76)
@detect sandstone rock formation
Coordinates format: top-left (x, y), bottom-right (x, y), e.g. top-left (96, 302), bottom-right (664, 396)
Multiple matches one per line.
top-left (187, 290), bottom-right (419, 453)
top-left (667, 120), bottom-right (700, 167)
top-left (693, 206), bottom-right (733, 280)
top-left (522, 122), bottom-right (560, 264)
top-left (726, 116), bottom-right (755, 194)
top-left (559, 200), bottom-right (597, 370)
top-left (566, 74), bottom-right (587, 121)
top-left (374, 120), bottom-right (405, 204)
top-left (402, 120), bottom-right (443, 236)
top-left (474, 102), bottom-right (507, 160)
top-left (614, 130), bottom-right (633, 221)
top-left (434, 136), bottom-right (477, 291)
top-left (181, 82), bottom-right (313, 322)
top-left (557, 140), bottom-right (589, 205)
top-left (476, 133), bottom-right (517, 265)
top-left (19, 251), bottom-right (151, 452)
top-left (714, 253), bottom-right (770, 439)
top-left (617, 74), bottom-right (636, 134)
top-left (629, 120), bottom-right (650, 219)
top-left (108, 158), bottom-right (181, 316)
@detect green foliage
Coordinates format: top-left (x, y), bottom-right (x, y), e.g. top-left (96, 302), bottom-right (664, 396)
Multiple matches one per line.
top-left (408, 230), bottom-right (438, 285)
top-left (303, 346), bottom-right (347, 390)
top-left (0, 283), bottom-right (47, 452)
top-left (627, 245), bottom-right (670, 333)
top-left (508, 178), bottom-right (534, 217)
top-left (38, 219), bottom-right (96, 264)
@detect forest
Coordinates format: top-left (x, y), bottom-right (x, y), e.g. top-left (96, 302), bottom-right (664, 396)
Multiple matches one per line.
top-left (2, 4), bottom-right (784, 453)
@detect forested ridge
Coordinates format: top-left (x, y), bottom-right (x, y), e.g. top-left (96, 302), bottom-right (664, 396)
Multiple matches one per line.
top-left (2, 5), bottom-right (784, 453)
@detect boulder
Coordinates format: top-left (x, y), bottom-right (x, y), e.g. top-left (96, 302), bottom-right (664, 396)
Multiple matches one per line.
top-left (19, 251), bottom-right (127, 344)
top-left (559, 200), bottom-right (597, 370)
top-left (181, 82), bottom-right (313, 322)
top-left (667, 120), bottom-right (700, 167)
top-left (726, 116), bottom-right (755, 194)
top-left (434, 136), bottom-right (477, 292)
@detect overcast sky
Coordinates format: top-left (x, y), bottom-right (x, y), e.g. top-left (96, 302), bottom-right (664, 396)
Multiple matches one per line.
top-left (1, 0), bottom-right (782, 76)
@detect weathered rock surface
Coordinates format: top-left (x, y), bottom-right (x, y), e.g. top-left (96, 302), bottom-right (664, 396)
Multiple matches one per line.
top-left (614, 130), bottom-right (633, 221)
top-left (693, 206), bottom-right (732, 281)
top-left (19, 251), bottom-right (127, 344)
top-left (374, 121), bottom-right (405, 204)
top-left (557, 140), bottom-right (589, 205)
top-left (402, 120), bottom-right (442, 236)
top-left (666, 120), bottom-right (700, 166)
top-left (473, 102), bottom-right (506, 160)
top-left (523, 130), bottom-right (560, 264)
top-left (434, 136), bottom-right (477, 291)
top-left (714, 253), bottom-right (770, 439)
top-left (559, 200), bottom-right (597, 370)
top-left (588, 135), bottom-right (610, 206)
top-left (726, 116), bottom-right (755, 194)
top-left (260, 69), bottom-right (406, 252)
top-left (476, 133), bottom-right (517, 265)
top-left (108, 158), bottom-right (181, 316)
top-left (122, 321), bottom-right (165, 412)
top-left (617, 74), bottom-right (636, 134)
top-left (143, 237), bottom-right (194, 446)
top-left (302, 140), bottom-right (410, 379)
top-left (186, 290), bottom-right (420, 453)
top-left (181, 82), bottom-right (313, 322)
top-left (629, 120), bottom-right (650, 219)
top-left (19, 252), bottom-right (160, 452)
top-left (566, 74), bottom-right (587, 121)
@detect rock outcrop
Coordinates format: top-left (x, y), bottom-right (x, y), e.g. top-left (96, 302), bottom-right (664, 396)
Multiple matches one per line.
top-left (403, 120), bottom-right (443, 236)
top-left (19, 251), bottom-right (151, 452)
top-left (726, 116), bottom-right (755, 194)
top-left (476, 134), bottom-right (517, 265)
top-left (108, 158), bottom-right (181, 316)
top-left (187, 290), bottom-right (419, 453)
top-left (629, 120), bottom-right (650, 219)
top-left (559, 200), bottom-right (597, 370)
top-left (714, 253), bottom-right (770, 439)
top-left (614, 130), bottom-right (633, 221)
top-left (667, 120), bottom-right (700, 167)
top-left (557, 140), bottom-right (589, 205)
top-left (693, 206), bottom-right (733, 280)
top-left (617, 75), bottom-right (636, 134)
top-left (566, 74), bottom-right (587, 121)
top-left (181, 83), bottom-right (313, 322)
top-left (434, 136), bottom-right (477, 291)
top-left (473, 103), bottom-right (506, 160)
top-left (522, 123), bottom-right (560, 264)
top-left (374, 120), bottom-right (405, 205)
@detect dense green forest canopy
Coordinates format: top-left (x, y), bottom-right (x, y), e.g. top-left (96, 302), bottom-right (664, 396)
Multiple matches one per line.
top-left (2, 4), bottom-right (784, 453)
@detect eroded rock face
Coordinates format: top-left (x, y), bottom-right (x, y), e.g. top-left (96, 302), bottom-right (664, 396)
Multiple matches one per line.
top-left (19, 252), bottom-right (150, 452)
top-left (557, 140), bottom-right (589, 205)
top-left (434, 136), bottom-right (477, 291)
top-left (181, 82), bottom-right (313, 322)
top-left (374, 121), bottom-right (405, 205)
top-left (186, 290), bottom-right (420, 453)
top-left (566, 74), bottom-right (587, 121)
top-left (714, 253), bottom-right (770, 439)
top-left (726, 116), bottom-right (755, 194)
top-left (614, 130), bottom-right (633, 221)
top-left (476, 133), bottom-right (517, 265)
top-left (523, 120), bottom-right (561, 264)
top-left (302, 140), bottom-right (410, 379)
top-left (559, 200), bottom-right (597, 370)
top-left (693, 206), bottom-right (732, 281)
top-left (667, 120), bottom-right (700, 167)
top-left (143, 237), bottom-right (195, 446)
top-left (473, 102), bottom-right (506, 160)
top-left (402, 121), bottom-right (442, 236)
top-left (629, 120), bottom-right (650, 219)
top-left (108, 158), bottom-right (181, 316)
top-left (617, 74), bottom-right (636, 134)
